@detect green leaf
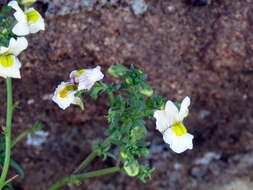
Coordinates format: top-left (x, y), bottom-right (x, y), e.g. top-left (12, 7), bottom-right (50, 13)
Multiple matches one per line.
top-left (137, 165), bottom-right (155, 183)
top-left (3, 183), bottom-right (14, 190)
top-left (10, 159), bottom-right (25, 178)
top-left (89, 82), bottom-right (108, 100)
top-left (110, 139), bottom-right (125, 147)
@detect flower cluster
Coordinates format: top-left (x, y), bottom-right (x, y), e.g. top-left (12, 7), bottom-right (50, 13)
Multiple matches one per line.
top-left (0, 0), bottom-right (44, 79)
top-left (52, 66), bottom-right (104, 110)
top-left (153, 96), bottom-right (194, 153)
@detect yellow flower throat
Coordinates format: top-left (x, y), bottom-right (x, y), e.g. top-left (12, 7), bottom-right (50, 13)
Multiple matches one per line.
top-left (0, 56), bottom-right (14, 67)
top-left (171, 122), bottom-right (187, 136)
top-left (76, 69), bottom-right (85, 77)
top-left (25, 10), bottom-right (40, 23)
top-left (59, 85), bottom-right (77, 98)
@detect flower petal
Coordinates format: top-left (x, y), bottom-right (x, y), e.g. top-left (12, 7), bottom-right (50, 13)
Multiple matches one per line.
top-left (163, 128), bottom-right (193, 154)
top-left (154, 110), bottom-right (170, 132)
top-left (0, 56), bottom-right (21, 78)
top-left (178, 96), bottom-right (190, 121)
top-left (70, 66), bottom-right (104, 90)
top-left (12, 22), bottom-right (30, 36)
top-left (52, 82), bottom-right (77, 110)
top-left (165, 100), bottom-right (179, 124)
top-left (8, 37), bottom-right (28, 56)
top-left (87, 66), bottom-right (104, 82)
top-left (25, 8), bottom-right (45, 33)
top-left (0, 47), bottom-right (9, 54)
top-left (29, 17), bottom-right (45, 33)
top-left (8, 1), bottom-right (27, 23)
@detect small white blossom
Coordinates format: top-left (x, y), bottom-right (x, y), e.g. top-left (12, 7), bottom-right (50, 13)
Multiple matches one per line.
top-left (0, 37), bottom-right (28, 78)
top-left (70, 66), bottom-right (104, 90)
top-left (8, 1), bottom-right (45, 36)
top-left (154, 96), bottom-right (193, 153)
top-left (26, 130), bottom-right (49, 146)
top-left (52, 82), bottom-right (81, 110)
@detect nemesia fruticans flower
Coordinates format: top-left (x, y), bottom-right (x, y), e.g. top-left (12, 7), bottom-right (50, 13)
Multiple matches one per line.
top-left (8, 1), bottom-right (45, 36)
top-left (0, 37), bottom-right (28, 78)
top-left (153, 96), bottom-right (193, 153)
top-left (69, 66), bottom-right (104, 90)
top-left (52, 82), bottom-right (81, 110)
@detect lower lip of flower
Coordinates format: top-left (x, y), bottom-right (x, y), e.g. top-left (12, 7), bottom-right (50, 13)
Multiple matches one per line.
top-left (0, 56), bottom-right (14, 67)
top-left (171, 122), bottom-right (187, 136)
top-left (59, 85), bottom-right (77, 98)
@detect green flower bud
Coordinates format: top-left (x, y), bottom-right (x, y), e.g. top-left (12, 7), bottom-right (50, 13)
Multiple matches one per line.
top-left (2, 29), bottom-right (8, 35)
top-left (139, 85), bottom-right (153, 97)
top-left (159, 104), bottom-right (165, 110)
top-left (120, 151), bottom-right (128, 159)
top-left (108, 65), bottom-right (128, 77)
top-left (124, 161), bottom-right (139, 176)
top-left (124, 76), bottom-right (133, 85)
top-left (131, 126), bottom-right (147, 141)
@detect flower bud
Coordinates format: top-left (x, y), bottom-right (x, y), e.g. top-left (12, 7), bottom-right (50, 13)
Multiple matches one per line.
top-left (124, 161), bottom-right (139, 176)
top-left (124, 76), bottom-right (133, 85)
top-left (108, 65), bottom-right (128, 77)
top-left (120, 152), bottom-right (128, 159)
top-left (131, 126), bottom-right (147, 141)
top-left (2, 29), bottom-right (8, 35)
top-left (139, 84), bottom-right (153, 97)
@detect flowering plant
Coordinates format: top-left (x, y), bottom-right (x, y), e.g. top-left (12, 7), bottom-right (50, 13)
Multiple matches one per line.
top-left (48, 64), bottom-right (194, 189)
top-left (0, 1), bottom-right (194, 189)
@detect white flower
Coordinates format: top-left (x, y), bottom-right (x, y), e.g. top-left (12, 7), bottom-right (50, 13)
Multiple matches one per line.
top-left (52, 82), bottom-right (81, 110)
top-left (26, 130), bottom-right (49, 146)
top-left (8, 1), bottom-right (45, 36)
top-left (69, 66), bottom-right (104, 90)
top-left (153, 96), bottom-right (193, 153)
top-left (0, 37), bottom-right (28, 78)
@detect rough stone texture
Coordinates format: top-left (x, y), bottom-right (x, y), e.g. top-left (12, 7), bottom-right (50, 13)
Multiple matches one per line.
top-left (0, 0), bottom-right (253, 189)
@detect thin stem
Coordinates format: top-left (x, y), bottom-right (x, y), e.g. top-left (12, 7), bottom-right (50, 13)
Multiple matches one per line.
top-left (3, 175), bottom-right (18, 186)
top-left (0, 77), bottom-right (13, 189)
top-left (73, 136), bottom-right (112, 174)
top-left (11, 122), bottom-right (42, 148)
top-left (48, 167), bottom-right (121, 190)
top-left (73, 151), bottom-right (97, 174)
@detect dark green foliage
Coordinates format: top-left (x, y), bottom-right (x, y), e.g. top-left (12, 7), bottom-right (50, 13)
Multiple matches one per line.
top-left (0, 18), bottom-right (15, 47)
top-left (87, 65), bottom-right (166, 181)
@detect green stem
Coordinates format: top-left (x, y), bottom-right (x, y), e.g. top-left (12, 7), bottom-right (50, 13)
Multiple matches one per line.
top-left (73, 152), bottom-right (97, 174)
top-left (11, 122), bottom-right (42, 148)
top-left (73, 137), bottom-right (111, 174)
top-left (48, 167), bottom-right (121, 190)
top-left (0, 78), bottom-right (13, 189)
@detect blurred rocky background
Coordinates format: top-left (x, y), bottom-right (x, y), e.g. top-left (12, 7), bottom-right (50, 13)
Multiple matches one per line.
top-left (0, 0), bottom-right (253, 189)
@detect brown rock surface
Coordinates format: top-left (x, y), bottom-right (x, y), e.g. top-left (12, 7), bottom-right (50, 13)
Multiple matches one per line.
top-left (0, 0), bottom-right (253, 189)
